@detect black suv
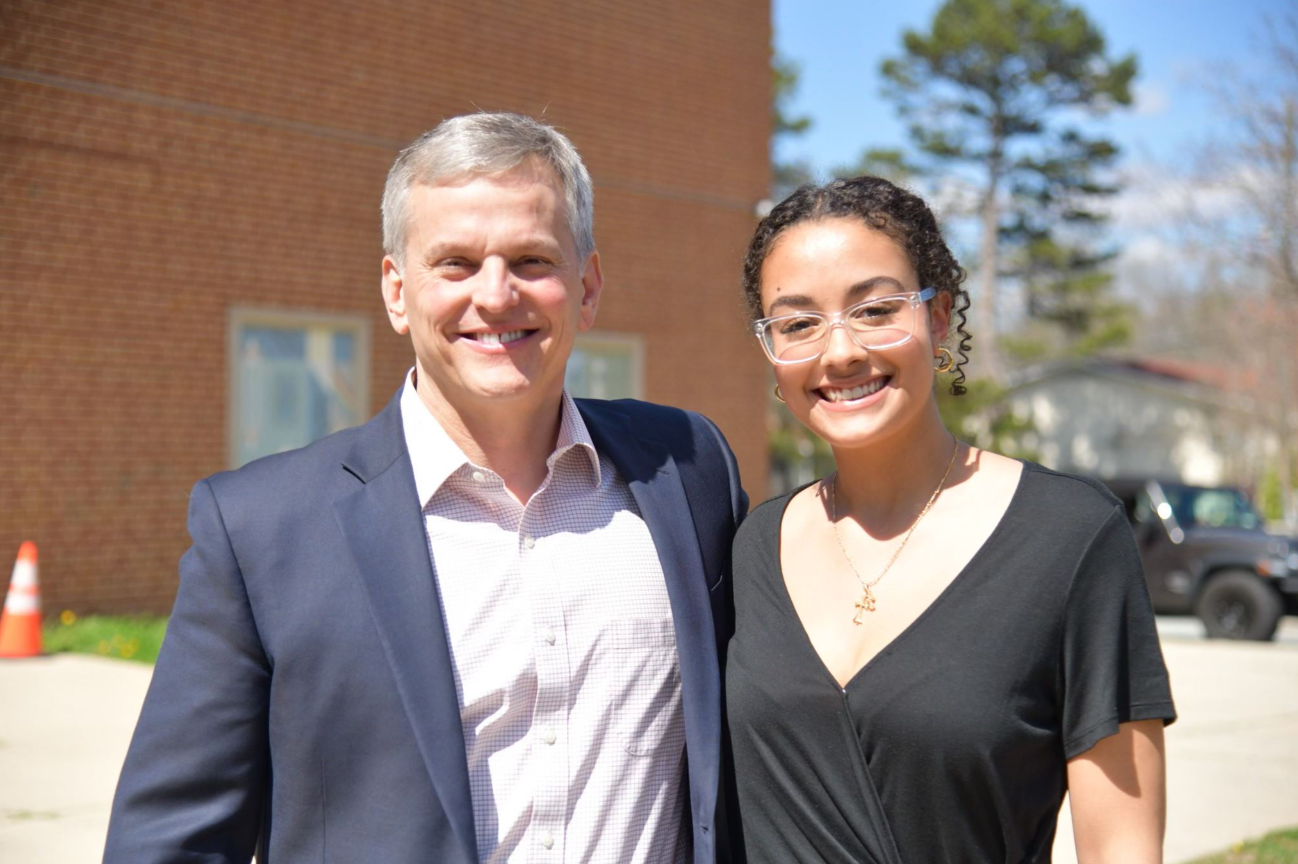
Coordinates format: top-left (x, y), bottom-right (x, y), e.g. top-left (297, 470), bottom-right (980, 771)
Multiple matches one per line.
top-left (1104, 478), bottom-right (1298, 640)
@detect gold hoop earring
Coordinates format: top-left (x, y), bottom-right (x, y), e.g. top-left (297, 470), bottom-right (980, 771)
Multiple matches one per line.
top-left (935, 347), bottom-right (955, 373)
top-left (774, 385), bottom-right (785, 403)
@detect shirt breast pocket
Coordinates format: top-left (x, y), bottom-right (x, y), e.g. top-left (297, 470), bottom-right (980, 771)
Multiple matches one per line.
top-left (613, 618), bottom-right (684, 757)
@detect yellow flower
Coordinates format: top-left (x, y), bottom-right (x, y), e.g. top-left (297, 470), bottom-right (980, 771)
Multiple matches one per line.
top-left (59, 610), bottom-right (77, 626)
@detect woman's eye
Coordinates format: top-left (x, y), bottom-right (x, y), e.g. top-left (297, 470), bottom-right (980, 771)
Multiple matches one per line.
top-left (854, 301), bottom-right (901, 321)
top-left (780, 318), bottom-right (816, 335)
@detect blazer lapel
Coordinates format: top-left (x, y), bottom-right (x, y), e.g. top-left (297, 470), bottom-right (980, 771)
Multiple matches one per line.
top-left (579, 403), bottom-right (721, 835)
top-left (331, 394), bottom-right (478, 864)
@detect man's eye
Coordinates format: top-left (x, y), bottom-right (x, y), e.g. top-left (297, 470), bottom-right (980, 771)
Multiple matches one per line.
top-left (434, 259), bottom-right (475, 276)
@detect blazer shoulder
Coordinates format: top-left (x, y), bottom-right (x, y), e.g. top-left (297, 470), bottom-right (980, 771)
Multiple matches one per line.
top-left (577, 397), bottom-right (732, 457)
top-left (200, 423), bottom-right (377, 537)
top-left (207, 385), bottom-right (405, 500)
top-left (577, 396), bottom-right (689, 427)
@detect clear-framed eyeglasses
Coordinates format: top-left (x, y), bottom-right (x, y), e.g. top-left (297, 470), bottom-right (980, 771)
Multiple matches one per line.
top-left (753, 287), bottom-right (936, 365)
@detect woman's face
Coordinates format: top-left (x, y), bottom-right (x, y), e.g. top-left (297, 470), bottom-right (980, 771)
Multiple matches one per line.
top-left (758, 217), bottom-right (951, 450)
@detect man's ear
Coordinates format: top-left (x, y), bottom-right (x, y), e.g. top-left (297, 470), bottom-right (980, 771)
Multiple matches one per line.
top-left (929, 290), bottom-right (952, 346)
top-left (577, 250), bottom-right (604, 332)
top-left (382, 256), bottom-right (410, 336)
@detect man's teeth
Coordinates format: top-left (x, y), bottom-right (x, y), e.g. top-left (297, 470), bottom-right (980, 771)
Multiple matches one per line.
top-left (821, 378), bottom-right (887, 402)
top-left (476, 330), bottom-right (527, 345)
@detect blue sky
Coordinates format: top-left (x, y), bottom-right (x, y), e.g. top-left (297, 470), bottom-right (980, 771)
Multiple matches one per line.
top-left (773, 0), bottom-right (1292, 293)
top-left (773, 0), bottom-right (1289, 174)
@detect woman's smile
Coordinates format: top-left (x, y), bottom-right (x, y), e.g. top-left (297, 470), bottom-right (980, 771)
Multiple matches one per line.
top-left (813, 374), bottom-right (892, 408)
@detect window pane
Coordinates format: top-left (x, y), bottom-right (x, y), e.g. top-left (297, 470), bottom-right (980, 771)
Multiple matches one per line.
top-left (566, 338), bottom-right (639, 400)
top-left (234, 318), bottom-right (365, 467)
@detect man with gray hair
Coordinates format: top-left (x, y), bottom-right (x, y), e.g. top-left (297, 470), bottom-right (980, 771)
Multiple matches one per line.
top-left (104, 112), bottom-right (746, 864)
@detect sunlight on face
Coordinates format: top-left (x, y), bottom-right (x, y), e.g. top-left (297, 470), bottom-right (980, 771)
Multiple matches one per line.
top-left (759, 217), bottom-right (948, 450)
top-left (381, 161), bottom-right (602, 411)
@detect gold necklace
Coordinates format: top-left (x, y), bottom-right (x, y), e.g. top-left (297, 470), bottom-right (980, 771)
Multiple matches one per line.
top-left (830, 437), bottom-right (959, 625)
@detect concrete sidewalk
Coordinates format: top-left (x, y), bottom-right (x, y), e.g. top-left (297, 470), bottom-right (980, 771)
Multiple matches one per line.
top-left (2, 627), bottom-right (1296, 863)
top-left (0, 654), bottom-right (152, 864)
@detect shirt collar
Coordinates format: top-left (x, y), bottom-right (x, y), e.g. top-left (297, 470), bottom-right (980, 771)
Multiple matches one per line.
top-left (399, 370), bottom-right (601, 507)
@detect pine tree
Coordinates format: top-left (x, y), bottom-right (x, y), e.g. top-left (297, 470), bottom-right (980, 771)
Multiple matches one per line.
top-left (880, 0), bottom-right (1136, 373)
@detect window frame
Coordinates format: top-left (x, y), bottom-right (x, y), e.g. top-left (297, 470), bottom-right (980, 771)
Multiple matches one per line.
top-left (227, 306), bottom-right (371, 469)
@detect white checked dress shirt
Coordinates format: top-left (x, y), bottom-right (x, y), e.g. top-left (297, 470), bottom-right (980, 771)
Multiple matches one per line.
top-left (400, 376), bottom-right (690, 864)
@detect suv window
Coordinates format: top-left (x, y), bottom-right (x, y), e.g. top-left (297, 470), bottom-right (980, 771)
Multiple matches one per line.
top-left (1163, 485), bottom-right (1261, 530)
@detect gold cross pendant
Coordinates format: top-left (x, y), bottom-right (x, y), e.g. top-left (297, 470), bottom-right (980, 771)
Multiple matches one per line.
top-left (852, 586), bottom-right (877, 624)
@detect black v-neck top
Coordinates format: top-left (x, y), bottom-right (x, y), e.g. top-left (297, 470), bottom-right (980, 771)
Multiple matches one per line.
top-left (724, 462), bottom-right (1176, 864)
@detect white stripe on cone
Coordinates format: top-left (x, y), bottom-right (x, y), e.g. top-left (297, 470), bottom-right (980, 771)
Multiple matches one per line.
top-left (5, 560), bottom-right (39, 615)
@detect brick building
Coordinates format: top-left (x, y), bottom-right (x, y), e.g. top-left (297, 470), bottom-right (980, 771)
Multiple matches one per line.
top-left (0, 1), bottom-right (772, 615)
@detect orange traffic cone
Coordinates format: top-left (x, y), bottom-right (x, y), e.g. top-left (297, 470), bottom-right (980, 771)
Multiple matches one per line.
top-left (0, 542), bottom-right (42, 658)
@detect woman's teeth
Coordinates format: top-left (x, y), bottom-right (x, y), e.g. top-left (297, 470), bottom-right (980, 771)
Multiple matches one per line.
top-left (820, 378), bottom-right (888, 402)
top-left (476, 330), bottom-right (528, 345)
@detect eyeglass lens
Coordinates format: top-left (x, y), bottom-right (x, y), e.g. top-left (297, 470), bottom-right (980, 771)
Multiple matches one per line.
top-left (760, 296), bottom-right (917, 363)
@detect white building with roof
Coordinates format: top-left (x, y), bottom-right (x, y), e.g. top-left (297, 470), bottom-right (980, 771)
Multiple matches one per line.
top-left (1004, 358), bottom-right (1278, 487)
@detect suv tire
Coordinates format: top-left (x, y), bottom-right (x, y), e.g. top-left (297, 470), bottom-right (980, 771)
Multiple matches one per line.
top-left (1196, 570), bottom-right (1283, 641)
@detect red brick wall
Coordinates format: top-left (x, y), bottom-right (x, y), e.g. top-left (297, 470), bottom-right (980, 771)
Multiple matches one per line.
top-left (0, 1), bottom-right (772, 615)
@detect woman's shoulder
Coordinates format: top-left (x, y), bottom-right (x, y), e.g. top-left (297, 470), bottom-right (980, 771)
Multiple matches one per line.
top-left (734, 480), bottom-right (824, 550)
top-left (1016, 460), bottom-right (1122, 507)
top-left (737, 484), bottom-right (806, 534)
top-left (1011, 459), bottom-right (1126, 533)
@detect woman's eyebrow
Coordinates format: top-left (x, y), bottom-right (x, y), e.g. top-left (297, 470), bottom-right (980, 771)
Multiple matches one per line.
top-left (766, 276), bottom-right (907, 314)
top-left (845, 276), bottom-right (906, 299)
top-left (767, 292), bottom-right (817, 314)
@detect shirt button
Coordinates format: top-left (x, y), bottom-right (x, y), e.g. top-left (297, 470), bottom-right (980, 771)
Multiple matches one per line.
top-left (543, 627), bottom-right (556, 645)
top-left (542, 727), bottom-right (556, 745)
top-left (523, 535), bottom-right (536, 549)
top-left (471, 470), bottom-right (486, 483)
top-left (541, 830), bottom-right (554, 849)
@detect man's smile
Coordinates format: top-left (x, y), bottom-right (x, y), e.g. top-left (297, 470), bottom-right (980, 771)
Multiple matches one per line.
top-left (458, 328), bottom-right (541, 350)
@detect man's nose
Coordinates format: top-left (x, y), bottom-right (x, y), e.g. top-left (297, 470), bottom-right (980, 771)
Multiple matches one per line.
top-left (471, 258), bottom-right (519, 314)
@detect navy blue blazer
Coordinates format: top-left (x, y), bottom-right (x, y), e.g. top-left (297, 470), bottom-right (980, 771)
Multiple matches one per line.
top-left (104, 389), bottom-right (747, 864)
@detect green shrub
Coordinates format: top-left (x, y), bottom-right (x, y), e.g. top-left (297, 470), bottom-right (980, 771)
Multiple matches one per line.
top-left (42, 613), bottom-right (168, 664)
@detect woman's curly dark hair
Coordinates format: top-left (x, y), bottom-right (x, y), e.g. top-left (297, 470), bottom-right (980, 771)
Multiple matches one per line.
top-left (742, 176), bottom-right (972, 396)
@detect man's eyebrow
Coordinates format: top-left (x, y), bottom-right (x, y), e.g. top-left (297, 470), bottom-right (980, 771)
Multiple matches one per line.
top-left (514, 237), bottom-right (567, 258)
top-left (766, 276), bottom-right (907, 314)
top-left (420, 242), bottom-right (470, 262)
top-left (421, 238), bottom-right (567, 263)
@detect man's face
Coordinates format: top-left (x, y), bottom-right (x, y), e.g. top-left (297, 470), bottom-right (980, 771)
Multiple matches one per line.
top-left (382, 161), bottom-right (602, 414)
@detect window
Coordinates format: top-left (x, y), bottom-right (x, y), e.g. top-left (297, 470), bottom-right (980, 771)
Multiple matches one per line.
top-left (229, 309), bottom-right (370, 468)
top-left (564, 332), bottom-right (644, 400)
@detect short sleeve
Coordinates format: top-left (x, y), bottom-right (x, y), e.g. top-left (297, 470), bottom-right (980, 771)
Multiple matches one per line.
top-left (1060, 505), bottom-right (1177, 759)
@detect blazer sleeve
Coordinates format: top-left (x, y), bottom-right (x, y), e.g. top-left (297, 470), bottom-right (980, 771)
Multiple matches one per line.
top-left (103, 478), bottom-right (271, 864)
top-left (698, 413), bottom-right (749, 527)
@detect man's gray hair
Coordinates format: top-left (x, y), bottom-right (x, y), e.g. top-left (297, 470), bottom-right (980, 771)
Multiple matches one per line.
top-left (381, 113), bottom-right (595, 268)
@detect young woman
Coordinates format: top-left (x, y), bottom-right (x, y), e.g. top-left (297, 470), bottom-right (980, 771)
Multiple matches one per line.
top-left (724, 177), bottom-right (1176, 864)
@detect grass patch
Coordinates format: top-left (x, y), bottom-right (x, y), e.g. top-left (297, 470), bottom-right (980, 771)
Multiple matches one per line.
top-left (42, 613), bottom-right (167, 664)
top-left (1186, 827), bottom-right (1298, 864)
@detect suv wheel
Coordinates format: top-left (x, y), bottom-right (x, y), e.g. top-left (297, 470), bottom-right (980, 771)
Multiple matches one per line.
top-left (1195, 570), bottom-right (1283, 641)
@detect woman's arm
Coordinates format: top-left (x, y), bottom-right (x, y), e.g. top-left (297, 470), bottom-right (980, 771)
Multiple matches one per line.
top-left (1067, 718), bottom-right (1167, 864)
